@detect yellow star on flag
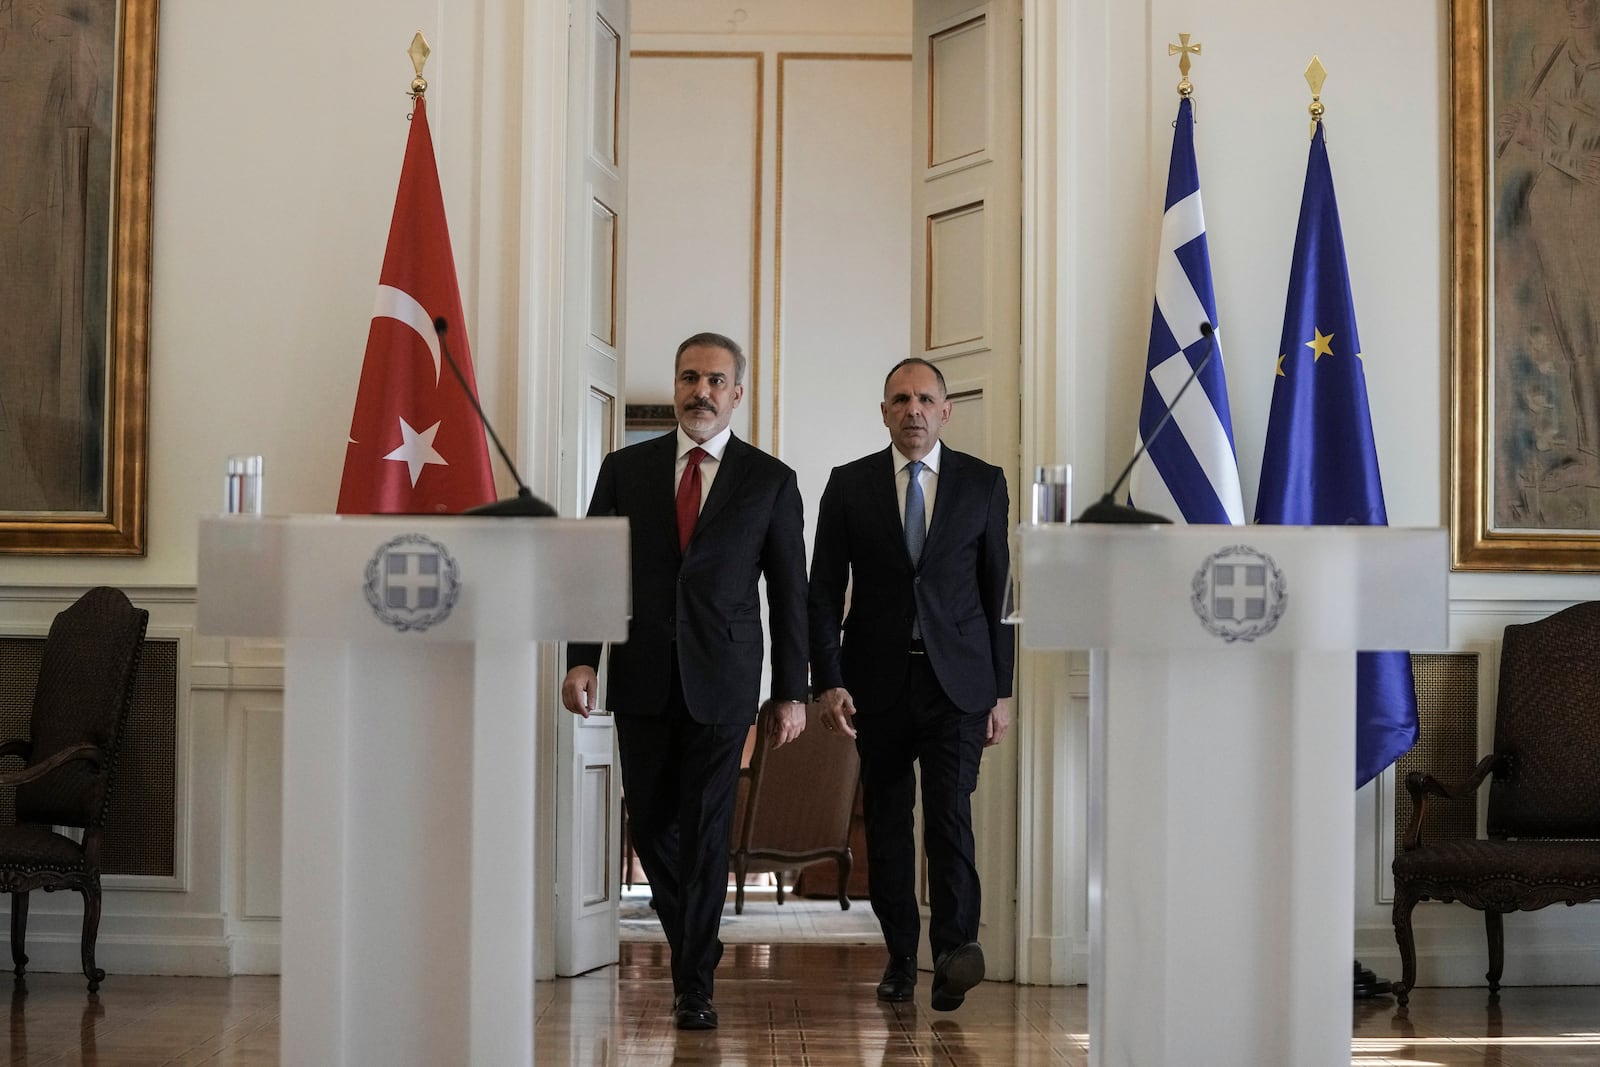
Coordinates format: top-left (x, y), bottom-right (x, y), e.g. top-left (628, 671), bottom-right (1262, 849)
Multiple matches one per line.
top-left (1305, 328), bottom-right (1335, 361)
top-left (1275, 354), bottom-right (1286, 377)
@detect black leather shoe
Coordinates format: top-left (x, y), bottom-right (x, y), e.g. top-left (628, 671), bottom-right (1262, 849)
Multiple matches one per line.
top-left (876, 956), bottom-right (917, 1002)
top-left (931, 942), bottom-right (985, 1012)
top-left (674, 991), bottom-right (718, 1030)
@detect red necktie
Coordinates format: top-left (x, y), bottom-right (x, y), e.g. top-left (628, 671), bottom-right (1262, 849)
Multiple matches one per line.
top-left (676, 447), bottom-right (708, 552)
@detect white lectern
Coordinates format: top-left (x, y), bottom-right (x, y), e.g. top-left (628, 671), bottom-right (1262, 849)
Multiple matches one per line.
top-left (197, 515), bottom-right (629, 1067)
top-left (1019, 525), bottom-right (1447, 1067)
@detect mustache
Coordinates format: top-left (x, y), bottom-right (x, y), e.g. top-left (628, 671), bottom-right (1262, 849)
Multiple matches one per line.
top-left (685, 399), bottom-right (717, 413)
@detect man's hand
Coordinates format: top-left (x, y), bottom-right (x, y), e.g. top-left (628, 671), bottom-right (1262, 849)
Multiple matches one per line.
top-left (985, 697), bottom-right (1013, 747)
top-left (817, 686), bottom-right (858, 740)
top-left (561, 666), bottom-right (598, 718)
top-left (762, 699), bottom-right (808, 749)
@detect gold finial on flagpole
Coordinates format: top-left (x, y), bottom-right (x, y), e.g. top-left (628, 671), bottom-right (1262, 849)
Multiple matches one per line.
top-left (1305, 55), bottom-right (1328, 139)
top-left (1169, 33), bottom-right (1202, 98)
top-left (408, 32), bottom-right (432, 100)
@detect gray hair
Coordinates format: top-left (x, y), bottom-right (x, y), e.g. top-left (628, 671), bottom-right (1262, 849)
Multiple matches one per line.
top-left (675, 332), bottom-right (747, 385)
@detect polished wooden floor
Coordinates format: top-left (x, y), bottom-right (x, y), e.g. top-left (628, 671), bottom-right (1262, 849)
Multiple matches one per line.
top-left (2, 946), bottom-right (1599, 1064)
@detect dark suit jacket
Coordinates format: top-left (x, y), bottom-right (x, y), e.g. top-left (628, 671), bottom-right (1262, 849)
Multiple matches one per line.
top-left (568, 431), bottom-right (808, 725)
top-left (809, 445), bottom-right (1014, 716)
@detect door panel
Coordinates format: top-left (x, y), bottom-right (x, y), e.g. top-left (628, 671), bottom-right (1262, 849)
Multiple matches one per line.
top-left (912, 0), bottom-right (1021, 980)
top-left (555, 0), bottom-right (628, 978)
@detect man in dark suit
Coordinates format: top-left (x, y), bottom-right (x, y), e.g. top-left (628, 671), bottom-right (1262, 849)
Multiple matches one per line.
top-left (808, 357), bottom-right (1014, 1012)
top-left (562, 332), bottom-right (808, 1031)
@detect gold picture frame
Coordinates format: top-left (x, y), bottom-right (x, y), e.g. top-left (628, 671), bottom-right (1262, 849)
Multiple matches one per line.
top-left (0, 0), bottom-right (157, 556)
top-left (1453, 0), bottom-right (1600, 570)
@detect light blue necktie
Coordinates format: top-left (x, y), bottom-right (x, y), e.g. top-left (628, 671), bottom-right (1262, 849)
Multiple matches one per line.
top-left (905, 460), bottom-right (925, 639)
top-left (904, 460), bottom-right (926, 563)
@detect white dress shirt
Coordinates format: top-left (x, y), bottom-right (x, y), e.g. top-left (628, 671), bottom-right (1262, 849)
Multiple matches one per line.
top-left (892, 440), bottom-right (941, 535)
top-left (675, 425), bottom-right (732, 512)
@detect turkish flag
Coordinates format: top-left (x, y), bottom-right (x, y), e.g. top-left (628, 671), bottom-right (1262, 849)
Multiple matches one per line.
top-left (336, 97), bottom-right (497, 514)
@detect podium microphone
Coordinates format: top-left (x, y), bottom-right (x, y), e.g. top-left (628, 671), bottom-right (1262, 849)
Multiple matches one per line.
top-left (433, 317), bottom-right (558, 517)
top-left (1076, 321), bottom-right (1219, 524)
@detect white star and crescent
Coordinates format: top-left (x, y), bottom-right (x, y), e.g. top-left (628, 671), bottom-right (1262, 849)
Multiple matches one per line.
top-left (373, 285), bottom-right (442, 385)
top-left (347, 285), bottom-right (447, 447)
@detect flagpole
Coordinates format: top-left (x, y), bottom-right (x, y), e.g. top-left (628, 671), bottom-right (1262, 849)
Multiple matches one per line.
top-left (1123, 32), bottom-right (1246, 525)
top-left (337, 30), bottom-right (501, 514)
top-left (1290, 51), bottom-right (1407, 1002)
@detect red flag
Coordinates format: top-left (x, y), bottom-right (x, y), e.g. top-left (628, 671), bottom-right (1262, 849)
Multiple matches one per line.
top-left (337, 97), bottom-right (496, 514)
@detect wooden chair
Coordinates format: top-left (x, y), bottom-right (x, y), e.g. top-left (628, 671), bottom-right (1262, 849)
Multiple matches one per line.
top-left (0, 588), bottom-right (148, 992)
top-left (728, 701), bottom-right (859, 914)
top-left (1391, 601), bottom-right (1600, 1005)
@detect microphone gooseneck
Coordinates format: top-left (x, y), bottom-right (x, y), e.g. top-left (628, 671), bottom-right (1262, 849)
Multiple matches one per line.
top-left (1075, 322), bottom-right (1218, 525)
top-left (433, 317), bottom-right (558, 517)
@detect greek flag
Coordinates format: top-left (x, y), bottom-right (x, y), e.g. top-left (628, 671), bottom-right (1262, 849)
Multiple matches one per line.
top-left (1254, 119), bottom-right (1418, 788)
top-left (1127, 97), bottom-right (1245, 525)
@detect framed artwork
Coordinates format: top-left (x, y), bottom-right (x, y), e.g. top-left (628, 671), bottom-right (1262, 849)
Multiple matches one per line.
top-left (1453, 0), bottom-right (1600, 570)
top-left (0, 0), bottom-right (157, 556)
top-left (624, 403), bottom-right (675, 447)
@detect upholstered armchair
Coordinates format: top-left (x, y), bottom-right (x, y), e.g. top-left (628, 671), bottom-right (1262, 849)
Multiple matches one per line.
top-left (0, 588), bottom-right (148, 992)
top-left (729, 701), bottom-right (859, 915)
top-left (1391, 601), bottom-right (1600, 1006)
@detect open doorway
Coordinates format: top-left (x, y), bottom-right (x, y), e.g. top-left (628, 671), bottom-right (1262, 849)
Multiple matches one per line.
top-left (622, 1), bottom-right (915, 946)
top-left (619, 0), bottom-right (1022, 972)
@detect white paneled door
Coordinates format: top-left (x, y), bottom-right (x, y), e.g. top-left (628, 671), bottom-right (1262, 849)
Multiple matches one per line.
top-left (555, 0), bottom-right (629, 978)
top-left (912, 0), bottom-right (1022, 980)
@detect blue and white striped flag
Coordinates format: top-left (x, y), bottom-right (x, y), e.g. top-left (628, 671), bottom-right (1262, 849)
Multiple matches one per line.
top-left (1127, 97), bottom-right (1245, 525)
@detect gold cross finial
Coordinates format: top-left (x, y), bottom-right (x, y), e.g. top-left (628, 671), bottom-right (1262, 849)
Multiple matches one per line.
top-left (408, 32), bottom-right (432, 100)
top-left (1305, 55), bottom-right (1327, 138)
top-left (1169, 33), bottom-right (1202, 98)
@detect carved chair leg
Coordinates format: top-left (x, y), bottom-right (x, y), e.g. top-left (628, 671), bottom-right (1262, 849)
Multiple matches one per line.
top-left (1390, 888), bottom-right (1419, 1007)
top-left (838, 848), bottom-right (853, 911)
top-left (9, 892), bottom-right (27, 979)
top-left (1485, 910), bottom-right (1504, 994)
top-left (79, 884), bottom-right (104, 993)
top-left (734, 855), bottom-right (747, 916)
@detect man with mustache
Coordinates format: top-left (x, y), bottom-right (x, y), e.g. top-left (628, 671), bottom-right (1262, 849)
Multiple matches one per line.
top-left (808, 357), bottom-right (1014, 1012)
top-left (562, 332), bottom-right (808, 1031)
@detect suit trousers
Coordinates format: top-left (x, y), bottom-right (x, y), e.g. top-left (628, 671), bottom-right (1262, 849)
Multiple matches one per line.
top-left (855, 652), bottom-right (988, 961)
top-left (614, 660), bottom-right (746, 998)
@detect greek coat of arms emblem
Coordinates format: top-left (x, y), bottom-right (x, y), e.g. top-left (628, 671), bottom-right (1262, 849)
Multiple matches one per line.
top-left (1190, 544), bottom-right (1287, 643)
top-left (364, 533), bottom-right (461, 632)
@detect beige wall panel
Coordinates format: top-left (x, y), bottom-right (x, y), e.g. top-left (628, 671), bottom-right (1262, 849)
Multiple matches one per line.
top-left (581, 762), bottom-right (613, 906)
top-left (776, 55), bottom-right (912, 522)
top-left (943, 388), bottom-right (988, 459)
top-left (633, 0), bottom-right (910, 37)
top-left (590, 198), bottom-right (618, 347)
top-left (592, 16), bottom-right (621, 168)
top-left (242, 705), bottom-right (283, 919)
top-left (626, 55), bottom-right (759, 435)
top-left (927, 201), bottom-right (986, 349)
top-left (582, 386), bottom-right (614, 508)
top-left (929, 16), bottom-right (987, 167)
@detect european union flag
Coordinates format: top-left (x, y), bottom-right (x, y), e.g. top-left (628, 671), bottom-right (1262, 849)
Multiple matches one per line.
top-left (1128, 96), bottom-right (1245, 525)
top-left (1254, 120), bottom-right (1418, 789)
